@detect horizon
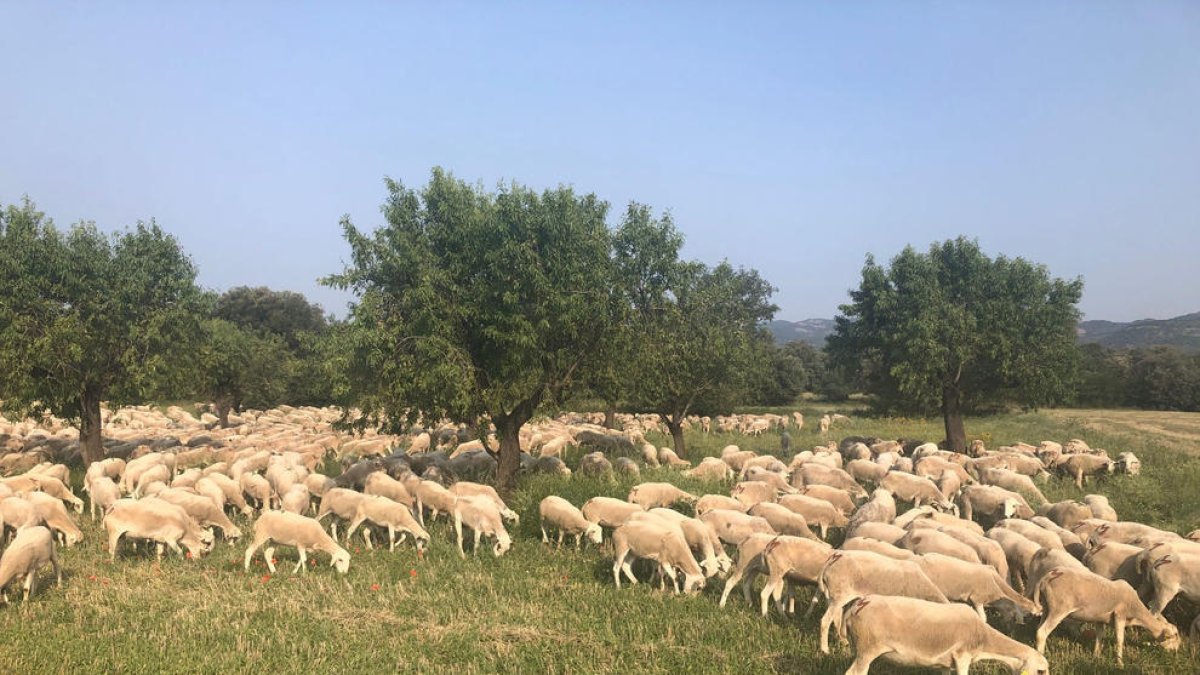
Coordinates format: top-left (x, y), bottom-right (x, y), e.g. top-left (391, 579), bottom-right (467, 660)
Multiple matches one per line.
top-left (2, 3), bottom-right (1197, 323)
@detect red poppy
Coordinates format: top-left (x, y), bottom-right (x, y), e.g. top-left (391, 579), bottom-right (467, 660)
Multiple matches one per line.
top-left (370, 584), bottom-right (380, 591)
top-left (261, 575), bottom-right (271, 583)
top-left (409, 569), bottom-right (418, 578)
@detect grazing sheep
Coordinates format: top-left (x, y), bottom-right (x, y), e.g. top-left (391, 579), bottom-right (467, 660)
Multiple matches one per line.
top-left (345, 495), bottom-right (430, 552)
top-left (817, 550), bottom-right (949, 654)
top-left (1083, 541), bottom-right (1146, 587)
top-left (742, 466), bottom-right (793, 494)
top-left (694, 493), bottom-right (746, 516)
top-left (846, 521), bottom-right (906, 545)
top-left (1034, 566), bottom-right (1180, 665)
top-left (793, 464), bottom-right (866, 498)
top-left (581, 497), bottom-right (645, 532)
top-left (1029, 517), bottom-right (1087, 558)
top-left (155, 488), bottom-right (242, 542)
top-left (699, 509), bottom-right (776, 546)
top-left (1115, 452), bottom-right (1141, 476)
top-left (796, 484), bottom-right (857, 516)
top-left (25, 492), bottom-right (84, 547)
top-left (0, 526), bottom-right (61, 603)
top-left (846, 489), bottom-right (896, 536)
top-left (915, 552), bottom-right (1040, 621)
top-left (1057, 453), bottom-right (1114, 489)
top-left (1025, 548), bottom-right (1087, 599)
top-left (897, 528), bottom-right (982, 565)
top-left (243, 511), bottom-right (350, 574)
top-left (646, 508), bottom-right (731, 576)
top-left (641, 443), bottom-right (660, 468)
top-left (104, 498), bottom-right (213, 560)
top-left (845, 459), bottom-right (888, 486)
top-left (87, 476), bottom-right (120, 520)
top-left (611, 519), bottom-right (705, 594)
top-left (1141, 544), bottom-right (1200, 616)
top-left (453, 495), bottom-right (512, 558)
top-left (27, 475), bottom-right (84, 514)
top-left (1039, 500), bottom-right (1094, 530)
top-left (315, 488), bottom-right (369, 540)
top-left (613, 457), bottom-right (640, 477)
top-left (134, 464), bottom-right (171, 498)
top-left (1083, 494), bottom-right (1118, 521)
top-left (240, 472), bottom-right (273, 510)
top-left (627, 482), bottom-right (696, 510)
top-left (204, 473), bottom-right (254, 516)
top-left (718, 533), bottom-right (776, 608)
top-left (532, 455), bottom-right (572, 476)
top-left (777, 494), bottom-right (849, 539)
top-left (402, 475), bottom-right (458, 524)
top-left (977, 467), bottom-right (1048, 505)
top-left (749, 502), bottom-right (820, 541)
top-left (758, 535), bottom-right (834, 616)
top-left (878, 472), bottom-right (952, 511)
top-left (656, 447), bottom-right (691, 469)
top-left (448, 482), bottom-right (519, 523)
top-left (1081, 520), bottom-right (1185, 548)
top-left (540, 496), bottom-right (602, 550)
top-left (578, 451), bottom-right (613, 477)
top-left (841, 595), bottom-right (1050, 675)
top-left (994, 518), bottom-right (1066, 553)
top-left (841, 537), bottom-right (915, 560)
top-left (957, 485), bottom-right (1028, 526)
top-left (280, 485), bottom-right (311, 515)
top-left (988, 527), bottom-right (1046, 592)
top-left (304, 473), bottom-right (336, 499)
top-left (362, 472), bottom-right (414, 508)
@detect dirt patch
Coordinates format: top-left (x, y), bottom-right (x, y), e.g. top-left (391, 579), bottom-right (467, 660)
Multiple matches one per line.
top-left (1047, 409), bottom-right (1200, 454)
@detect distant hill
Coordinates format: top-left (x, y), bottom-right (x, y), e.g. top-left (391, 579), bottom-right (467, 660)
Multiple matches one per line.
top-left (1077, 312), bottom-right (1200, 351)
top-left (767, 318), bottom-right (836, 346)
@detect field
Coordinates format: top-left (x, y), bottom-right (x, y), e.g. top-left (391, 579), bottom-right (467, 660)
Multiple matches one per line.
top-left (1, 409), bottom-right (1199, 674)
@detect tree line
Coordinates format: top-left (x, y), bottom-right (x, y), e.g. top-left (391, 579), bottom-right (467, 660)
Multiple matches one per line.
top-left (4, 172), bottom-right (1144, 490)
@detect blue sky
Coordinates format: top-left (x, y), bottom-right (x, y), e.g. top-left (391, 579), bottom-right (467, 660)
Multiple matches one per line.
top-left (2, 2), bottom-right (1197, 322)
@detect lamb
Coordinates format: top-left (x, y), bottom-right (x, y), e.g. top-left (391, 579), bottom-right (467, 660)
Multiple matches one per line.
top-left (155, 488), bottom-right (243, 542)
top-left (730, 481), bottom-right (777, 509)
top-left (777, 494), bottom-right (849, 539)
top-left (748, 502), bottom-right (820, 541)
top-left (846, 489), bottom-right (896, 536)
top-left (841, 595), bottom-right (1050, 675)
top-left (896, 528), bottom-right (982, 565)
top-left (977, 467), bottom-right (1048, 505)
top-left (87, 476), bottom-right (120, 520)
top-left (243, 510), bottom-right (350, 574)
top-left (1057, 453), bottom-right (1114, 489)
top-left (796, 484), bottom-right (857, 516)
top-left (816, 550), bottom-right (949, 654)
top-left (878, 472), bottom-right (952, 510)
top-left (345, 495), bottom-right (430, 552)
top-left (1034, 566), bottom-right (1180, 665)
top-left (24, 492), bottom-right (84, 547)
top-left (694, 494), bottom-right (746, 516)
top-left (1141, 544), bottom-right (1200, 616)
top-left (539, 496), bottom-right (602, 550)
top-left (0, 526), bottom-right (61, 603)
top-left (453, 495), bottom-right (512, 558)
top-left (1115, 452), bottom-right (1141, 475)
top-left (627, 482), bottom-right (696, 510)
top-left (699, 509), bottom-right (776, 546)
top-left (914, 552), bottom-right (1041, 621)
top-left (758, 535), bottom-right (834, 616)
top-left (1038, 500), bottom-right (1094, 530)
top-left (104, 498), bottom-right (213, 560)
top-left (449, 482), bottom-right (519, 523)
top-left (315, 488), bottom-right (369, 540)
top-left (1083, 494), bottom-right (1118, 521)
top-left (611, 519), bottom-right (706, 594)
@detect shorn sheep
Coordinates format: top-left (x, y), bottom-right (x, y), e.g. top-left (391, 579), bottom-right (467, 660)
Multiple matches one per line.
top-left (244, 511), bottom-right (351, 574)
top-left (0, 526), bottom-right (61, 603)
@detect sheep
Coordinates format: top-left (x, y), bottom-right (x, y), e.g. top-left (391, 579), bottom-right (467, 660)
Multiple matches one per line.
top-left (154, 488), bottom-right (243, 542)
top-left (448, 482), bottom-right (518, 524)
top-left (718, 533), bottom-right (776, 608)
top-left (957, 485), bottom-right (1028, 526)
top-left (27, 474), bottom-right (84, 514)
top-left (915, 552), bottom-right (1041, 621)
top-left (699, 509), bottom-right (776, 546)
top-left (84, 458), bottom-right (125, 488)
top-left (994, 518), bottom-right (1066, 552)
top-left (25, 492), bottom-right (84, 547)
top-left (977, 467), bottom-right (1048, 505)
top-left (841, 595), bottom-right (1050, 675)
top-left (878, 472), bottom-right (952, 511)
top-left (742, 467), bottom-right (793, 494)
top-left (134, 464), bottom-right (171, 498)
top-left (361, 472), bottom-right (413, 508)
top-left (1141, 544), bottom-right (1200, 616)
top-left (1083, 494), bottom-right (1118, 521)
top-left (0, 526), bottom-right (61, 603)
top-left (748, 502), bottom-right (820, 541)
top-left (656, 447), bottom-right (690, 469)
top-left (532, 455), bottom-right (572, 476)
top-left (87, 476), bottom-right (120, 520)
top-left (694, 494), bottom-right (746, 516)
top-left (914, 456), bottom-right (974, 487)
top-left (453, 495), bottom-right (512, 558)
top-left (816, 550), bottom-right (949, 654)
top-left (845, 459), bottom-right (887, 486)
top-left (0, 496), bottom-right (40, 540)
top-left (793, 464), bottom-right (866, 498)
top-left (776, 494), bottom-right (849, 539)
top-left (581, 497), bottom-right (645, 532)
top-left (1081, 520), bottom-right (1185, 548)
top-left (846, 489), bottom-right (896, 536)
top-left (578, 451), bottom-right (613, 477)
top-left (758, 535), bottom-right (834, 616)
top-left (720, 449), bottom-right (757, 472)
top-left (613, 457), bottom-right (640, 477)
top-left (795, 484), bottom-right (857, 516)
top-left (402, 475), bottom-right (458, 524)
top-left (730, 481), bottom-right (777, 509)
top-left (539, 496), bottom-right (602, 550)
top-left (1057, 453), bottom-right (1114, 489)
top-left (611, 519), bottom-right (706, 594)
top-left (304, 473), bottom-right (336, 499)
top-left (345, 495), bottom-right (430, 552)
top-left (203, 473), bottom-right (254, 516)
top-left (646, 508), bottom-right (731, 576)
top-left (840, 536), bottom-right (915, 560)
top-left (1024, 548), bottom-right (1087, 599)
top-left (1038, 500), bottom-right (1094, 530)
top-left (907, 520), bottom-right (1009, 580)
top-left (1034, 566), bottom-right (1180, 665)
top-left (846, 521), bottom-right (906, 545)
top-left (988, 527), bottom-right (1045, 592)
top-left (239, 472), bottom-right (273, 510)
top-left (627, 482), bottom-right (696, 510)
top-left (104, 498), bottom-right (213, 560)
top-left (243, 510), bottom-right (350, 574)
top-left (315, 488), bottom-right (369, 540)
top-left (1083, 541), bottom-right (1146, 587)
top-left (641, 443), bottom-right (659, 468)
top-left (1029, 517), bottom-right (1087, 557)
top-left (896, 528), bottom-right (982, 565)
top-left (280, 484), bottom-right (311, 515)
top-left (1115, 452), bottom-right (1141, 476)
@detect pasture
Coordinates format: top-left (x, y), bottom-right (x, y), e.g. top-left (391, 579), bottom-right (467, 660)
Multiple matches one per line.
top-left (1, 408), bottom-right (1198, 674)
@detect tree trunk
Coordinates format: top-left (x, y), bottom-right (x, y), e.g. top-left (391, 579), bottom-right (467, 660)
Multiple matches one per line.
top-left (79, 387), bottom-right (105, 465)
top-left (215, 399), bottom-right (231, 429)
top-left (942, 385), bottom-right (967, 452)
top-left (665, 416), bottom-right (687, 457)
top-left (603, 403), bottom-right (616, 430)
top-left (494, 415), bottom-right (525, 497)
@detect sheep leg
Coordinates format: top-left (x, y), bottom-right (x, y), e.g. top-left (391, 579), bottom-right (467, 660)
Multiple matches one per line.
top-left (1114, 616), bottom-right (1127, 666)
top-left (575, 533), bottom-right (583, 550)
top-left (454, 512), bottom-right (466, 559)
top-left (843, 647), bottom-right (880, 675)
top-left (264, 546), bottom-right (277, 573)
top-left (973, 602), bottom-right (987, 622)
top-left (719, 566), bottom-right (745, 608)
top-left (613, 547), bottom-right (628, 588)
top-left (294, 548), bottom-right (306, 575)
top-left (556, 530), bottom-right (564, 550)
top-left (819, 596), bottom-right (851, 654)
top-left (23, 571), bottom-right (34, 602)
top-left (473, 529), bottom-right (482, 557)
top-left (388, 526), bottom-right (396, 552)
top-left (953, 656), bottom-right (971, 675)
top-left (166, 539), bottom-right (184, 558)
top-left (156, 542), bottom-right (165, 560)
top-left (362, 528), bottom-right (374, 551)
top-left (540, 525), bottom-right (549, 545)
top-left (243, 536), bottom-right (266, 571)
top-left (345, 516), bottom-right (365, 543)
top-left (108, 529), bottom-right (124, 560)
top-left (1035, 608), bottom-right (1071, 654)
top-left (51, 545), bottom-right (62, 585)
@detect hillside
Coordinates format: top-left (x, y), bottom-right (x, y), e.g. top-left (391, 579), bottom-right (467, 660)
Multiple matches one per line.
top-left (1078, 311), bottom-right (1200, 351)
top-left (766, 318), bottom-right (835, 346)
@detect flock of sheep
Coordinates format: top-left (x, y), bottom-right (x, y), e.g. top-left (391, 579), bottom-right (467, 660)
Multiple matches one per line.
top-left (0, 404), bottom-right (1197, 673)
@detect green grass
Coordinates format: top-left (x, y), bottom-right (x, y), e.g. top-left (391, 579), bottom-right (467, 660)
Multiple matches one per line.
top-left (1, 410), bottom-right (1198, 673)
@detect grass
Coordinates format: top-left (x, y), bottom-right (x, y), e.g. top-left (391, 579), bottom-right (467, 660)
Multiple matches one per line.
top-left (1, 409), bottom-right (1198, 673)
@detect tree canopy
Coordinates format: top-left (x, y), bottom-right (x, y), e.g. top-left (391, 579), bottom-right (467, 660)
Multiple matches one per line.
top-left (326, 169), bottom-right (620, 491)
top-left (0, 198), bottom-right (202, 462)
top-left (194, 318), bottom-right (291, 426)
top-left (827, 237), bottom-right (1082, 451)
top-left (214, 286), bottom-right (327, 349)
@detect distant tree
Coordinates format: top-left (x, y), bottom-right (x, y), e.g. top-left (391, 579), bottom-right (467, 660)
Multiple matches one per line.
top-left (195, 319), bottom-right (291, 426)
top-left (828, 237), bottom-right (1082, 451)
top-left (0, 199), bottom-right (202, 463)
top-left (215, 286), bottom-right (327, 349)
top-left (1074, 343), bottom-right (1131, 408)
top-left (749, 338), bottom-right (809, 406)
top-left (325, 169), bottom-right (619, 493)
top-left (1127, 346), bottom-right (1200, 412)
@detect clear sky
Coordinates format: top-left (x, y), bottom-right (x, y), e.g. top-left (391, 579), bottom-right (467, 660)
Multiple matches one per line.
top-left (2, 2), bottom-right (1198, 322)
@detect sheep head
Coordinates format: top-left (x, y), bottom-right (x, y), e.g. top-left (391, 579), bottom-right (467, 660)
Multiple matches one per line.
top-left (331, 548), bottom-right (351, 574)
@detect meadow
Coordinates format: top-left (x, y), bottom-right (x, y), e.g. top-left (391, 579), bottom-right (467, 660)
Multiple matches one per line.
top-left (1, 408), bottom-right (1198, 674)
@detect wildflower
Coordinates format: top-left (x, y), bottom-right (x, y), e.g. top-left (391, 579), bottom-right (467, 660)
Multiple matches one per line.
top-left (370, 584), bottom-right (380, 591)
top-left (261, 574), bottom-right (271, 583)
top-left (409, 569), bottom-right (418, 578)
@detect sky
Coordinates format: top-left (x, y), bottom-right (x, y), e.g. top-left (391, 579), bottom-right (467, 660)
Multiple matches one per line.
top-left (2, 2), bottom-right (1198, 322)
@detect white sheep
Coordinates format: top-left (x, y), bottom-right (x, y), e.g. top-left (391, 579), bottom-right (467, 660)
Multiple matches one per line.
top-left (694, 494), bottom-right (747, 516)
top-left (280, 485), bottom-right (311, 515)
top-left (0, 526), bottom-right (61, 603)
top-left (104, 498), bottom-right (213, 560)
top-left (776, 494), bottom-right (849, 539)
top-left (611, 518), bottom-right (705, 594)
top-left (345, 495), bottom-right (430, 552)
top-left (627, 482), bottom-right (696, 510)
top-left (315, 488), bottom-right (369, 540)
top-left (698, 509), bottom-right (775, 546)
top-left (448, 481), bottom-right (519, 523)
top-left (243, 510), bottom-right (350, 574)
top-left (759, 534), bottom-right (834, 616)
top-left (452, 495), bottom-right (512, 558)
top-left (87, 475), bottom-right (121, 520)
top-left (539, 496), bottom-right (602, 550)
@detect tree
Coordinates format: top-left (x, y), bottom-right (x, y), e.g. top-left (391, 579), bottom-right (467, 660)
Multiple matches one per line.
top-left (325, 169), bottom-right (619, 493)
top-left (1074, 343), bottom-right (1131, 408)
top-left (1126, 346), bottom-right (1200, 412)
top-left (0, 199), bottom-right (202, 463)
top-left (214, 286), bottom-right (327, 349)
top-left (828, 237), bottom-right (1082, 451)
top-left (195, 319), bottom-right (291, 426)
